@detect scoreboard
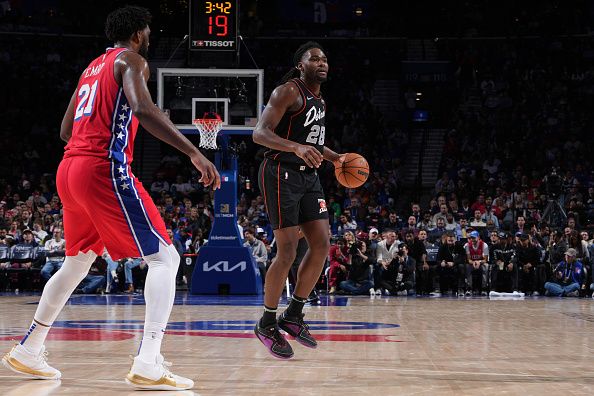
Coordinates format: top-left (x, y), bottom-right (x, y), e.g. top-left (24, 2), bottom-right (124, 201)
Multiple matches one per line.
top-left (189, 0), bottom-right (238, 51)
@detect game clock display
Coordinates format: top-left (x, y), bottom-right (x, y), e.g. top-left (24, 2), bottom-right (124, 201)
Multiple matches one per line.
top-left (190, 0), bottom-right (238, 51)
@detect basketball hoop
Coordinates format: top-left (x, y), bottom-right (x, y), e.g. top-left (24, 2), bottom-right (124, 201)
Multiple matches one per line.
top-left (193, 113), bottom-right (222, 150)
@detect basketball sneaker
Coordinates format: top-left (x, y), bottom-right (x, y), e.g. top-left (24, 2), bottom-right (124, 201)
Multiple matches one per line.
top-left (2, 344), bottom-right (61, 380)
top-left (254, 322), bottom-right (294, 359)
top-left (277, 312), bottom-right (317, 349)
top-left (125, 354), bottom-right (194, 391)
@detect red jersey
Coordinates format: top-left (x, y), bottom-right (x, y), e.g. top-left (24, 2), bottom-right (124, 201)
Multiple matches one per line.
top-left (64, 47), bottom-right (139, 164)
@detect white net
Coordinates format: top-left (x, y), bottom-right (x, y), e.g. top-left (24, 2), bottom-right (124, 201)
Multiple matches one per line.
top-left (193, 118), bottom-right (223, 150)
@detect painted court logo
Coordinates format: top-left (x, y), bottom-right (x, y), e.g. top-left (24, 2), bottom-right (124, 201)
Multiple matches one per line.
top-left (0, 320), bottom-right (402, 343)
top-left (318, 199), bottom-right (327, 214)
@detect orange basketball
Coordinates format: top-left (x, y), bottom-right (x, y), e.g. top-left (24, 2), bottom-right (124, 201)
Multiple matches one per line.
top-left (335, 153), bottom-right (369, 188)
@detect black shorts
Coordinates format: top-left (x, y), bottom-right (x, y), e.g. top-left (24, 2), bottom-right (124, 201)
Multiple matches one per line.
top-left (258, 159), bottom-right (329, 230)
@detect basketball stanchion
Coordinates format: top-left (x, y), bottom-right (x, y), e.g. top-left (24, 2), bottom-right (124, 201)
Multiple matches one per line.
top-left (190, 113), bottom-right (263, 295)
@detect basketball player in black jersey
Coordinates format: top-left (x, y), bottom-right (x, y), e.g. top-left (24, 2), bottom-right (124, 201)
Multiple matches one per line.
top-left (252, 42), bottom-right (345, 359)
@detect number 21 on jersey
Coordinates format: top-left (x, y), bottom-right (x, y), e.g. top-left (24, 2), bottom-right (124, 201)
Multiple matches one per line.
top-left (74, 80), bottom-right (98, 120)
top-left (306, 125), bottom-right (325, 145)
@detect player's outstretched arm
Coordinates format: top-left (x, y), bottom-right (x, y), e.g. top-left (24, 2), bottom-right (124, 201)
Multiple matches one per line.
top-left (253, 83), bottom-right (323, 168)
top-left (116, 51), bottom-right (220, 189)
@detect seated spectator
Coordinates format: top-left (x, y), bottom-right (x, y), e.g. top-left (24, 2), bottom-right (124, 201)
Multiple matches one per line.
top-left (418, 211), bottom-right (435, 231)
top-left (432, 204), bottom-right (449, 225)
top-left (6, 229), bottom-right (41, 291)
top-left (444, 213), bottom-right (457, 231)
top-left (489, 232), bottom-right (516, 292)
top-left (328, 238), bottom-right (350, 294)
top-left (470, 210), bottom-right (487, 229)
top-left (545, 248), bottom-right (584, 297)
top-left (437, 231), bottom-right (466, 295)
top-left (400, 216), bottom-right (419, 240)
top-left (123, 258), bottom-right (145, 293)
top-left (381, 211), bottom-right (402, 231)
top-left (464, 231), bottom-right (489, 296)
top-left (514, 233), bottom-right (541, 295)
top-left (170, 175), bottom-right (194, 199)
top-left (150, 172), bottom-right (170, 197)
top-left (339, 240), bottom-right (373, 295)
top-left (429, 217), bottom-right (447, 244)
top-left (31, 220), bottom-right (48, 244)
top-left (378, 244), bottom-right (416, 295)
top-left (74, 257), bottom-right (107, 294)
top-left (103, 250), bottom-right (121, 293)
top-left (336, 214), bottom-right (357, 236)
top-left (40, 228), bottom-right (65, 281)
top-left (243, 228), bottom-right (268, 280)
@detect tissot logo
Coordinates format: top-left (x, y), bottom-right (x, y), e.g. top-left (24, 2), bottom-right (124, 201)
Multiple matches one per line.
top-left (203, 260), bottom-right (247, 272)
top-left (201, 40), bottom-right (235, 47)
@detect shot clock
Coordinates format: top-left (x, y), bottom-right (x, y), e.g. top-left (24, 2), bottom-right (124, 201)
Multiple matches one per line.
top-left (190, 0), bottom-right (238, 51)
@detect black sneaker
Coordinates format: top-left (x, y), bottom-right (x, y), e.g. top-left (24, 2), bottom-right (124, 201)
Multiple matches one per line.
top-left (277, 312), bottom-right (317, 349)
top-left (254, 322), bottom-right (294, 359)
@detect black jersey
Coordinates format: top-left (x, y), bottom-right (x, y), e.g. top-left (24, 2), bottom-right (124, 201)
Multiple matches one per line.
top-left (264, 78), bottom-right (326, 165)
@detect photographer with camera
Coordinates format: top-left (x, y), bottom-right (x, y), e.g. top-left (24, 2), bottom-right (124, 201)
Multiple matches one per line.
top-left (378, 244), bottom-right (416, 295)
top-left (544, 248), bottom-right (584, 297)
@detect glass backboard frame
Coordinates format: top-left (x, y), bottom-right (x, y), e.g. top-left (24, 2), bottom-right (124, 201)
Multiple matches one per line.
top-left (157, 68), bottom-right (264, 136)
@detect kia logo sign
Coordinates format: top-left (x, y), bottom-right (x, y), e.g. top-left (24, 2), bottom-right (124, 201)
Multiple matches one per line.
top-left (203, 260), bottom-right (247, 272)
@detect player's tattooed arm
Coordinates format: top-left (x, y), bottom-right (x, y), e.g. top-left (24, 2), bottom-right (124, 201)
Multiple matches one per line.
top-left (253, 82), bottom-right (323, 168)
top-left (116, 51), bottom-right (220, 189)
top-left (60, 89), bottom-right (77, 143)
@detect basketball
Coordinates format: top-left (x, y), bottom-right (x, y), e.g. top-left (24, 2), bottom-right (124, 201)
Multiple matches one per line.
top-left (335, 153), bottom-right (369, 188)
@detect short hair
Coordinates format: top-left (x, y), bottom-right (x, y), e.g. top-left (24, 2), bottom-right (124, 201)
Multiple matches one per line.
top-left (244, 228), bottom-right (255, 235)
top-left (105, 6), bottom-right (152, 43)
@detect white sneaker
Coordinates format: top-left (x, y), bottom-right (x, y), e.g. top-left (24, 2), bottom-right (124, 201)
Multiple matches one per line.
top-left (532, 291), bottom-right (540, 297)
top-left (126, 354), bottom-right (194, 391)
top-left (375, 289), bottom-right (382, 296)
top-left (2, 344), bottom-right (61, 379)
top-left (369, 288), bottom-right (375, 297)
top-left (384, 289), bottom-right (390, 296)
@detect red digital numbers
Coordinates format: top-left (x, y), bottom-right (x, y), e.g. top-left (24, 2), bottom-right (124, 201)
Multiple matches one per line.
top-left (208, 15), bottom-right (228, 37)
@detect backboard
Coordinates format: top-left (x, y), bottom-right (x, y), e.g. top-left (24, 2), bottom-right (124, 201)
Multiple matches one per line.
top-left (157, 68), bottom-right (264, 135)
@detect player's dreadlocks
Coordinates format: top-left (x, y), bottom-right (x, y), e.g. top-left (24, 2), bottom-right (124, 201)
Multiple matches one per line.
top-left (105, 6), bottom-right (152, 43)
top-left (279, 41), bottom-right (325, 84)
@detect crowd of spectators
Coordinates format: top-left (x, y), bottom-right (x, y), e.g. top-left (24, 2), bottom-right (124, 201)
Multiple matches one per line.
top-left (2, 14), bottom-right (594, 298)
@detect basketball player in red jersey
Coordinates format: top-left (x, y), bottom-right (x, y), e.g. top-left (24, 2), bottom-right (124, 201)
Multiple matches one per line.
top-left (253, 42), bottom-right (345, 359)
top-left (2, 6), bottom-right (219, 390)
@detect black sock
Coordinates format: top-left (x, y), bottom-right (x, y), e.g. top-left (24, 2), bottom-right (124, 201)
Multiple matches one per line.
top-left (286, 295), bottom-right (307, 317)
top-left (260, 305), bottom-right (277, 328)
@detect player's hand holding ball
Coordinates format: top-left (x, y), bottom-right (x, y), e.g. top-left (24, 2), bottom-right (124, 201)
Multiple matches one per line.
top-left (334, 152), bottom-right (369, 188)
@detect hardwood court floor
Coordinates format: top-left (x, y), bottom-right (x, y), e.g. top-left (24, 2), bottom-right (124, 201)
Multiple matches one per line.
top-left (1, 293), bottom-right (593, 395)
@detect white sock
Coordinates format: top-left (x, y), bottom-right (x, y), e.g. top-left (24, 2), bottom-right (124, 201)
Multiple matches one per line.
top-left (21, 251), bottom-right (96, 355)
top-left (20, 319), bottom-right (51, 355)
top-left (137, 243), bottom-right (179, 362)
top-left (137, 321), bottom-right (166, 362)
